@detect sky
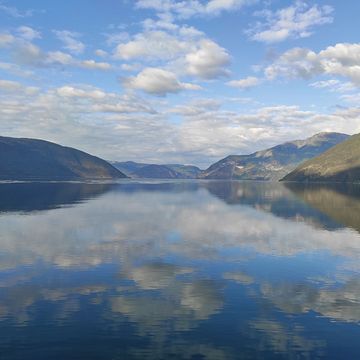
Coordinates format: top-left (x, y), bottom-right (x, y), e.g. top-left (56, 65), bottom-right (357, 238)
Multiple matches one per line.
top-left (0, 0), bottom-right (359, 168)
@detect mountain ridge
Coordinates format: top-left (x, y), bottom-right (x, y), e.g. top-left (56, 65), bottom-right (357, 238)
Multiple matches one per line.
top-left (0, 136), bottom-right (127, 180)
top-left (200, 132), bottom-right (349, 181)
top-left (112, 161), bottom-right (202, 179)
top-left (281, 133), bottom-right (360, 183)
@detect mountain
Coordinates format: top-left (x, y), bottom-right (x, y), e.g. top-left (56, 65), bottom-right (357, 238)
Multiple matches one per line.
top-left (165, 164), bottom-right (203, 178)
top-left (281, 133), bottom-right (360, 183)
top-left (200, 132), bottom-right (349, 181)
top-left (112, 161), bottom-right (202, 179)
top-left (0, 136), bottom-right (127, 181)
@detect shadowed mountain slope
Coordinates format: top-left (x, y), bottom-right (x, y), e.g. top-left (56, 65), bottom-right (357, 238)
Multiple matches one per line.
top-left (0, 136), bottom-right (126, 180)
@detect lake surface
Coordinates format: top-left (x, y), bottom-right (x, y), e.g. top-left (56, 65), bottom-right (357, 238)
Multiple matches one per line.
top-left (0, 180), bottom-right (360, 359)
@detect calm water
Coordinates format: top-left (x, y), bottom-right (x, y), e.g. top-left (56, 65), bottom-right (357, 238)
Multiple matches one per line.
top-left (0, 181), bottom-right (360, 359)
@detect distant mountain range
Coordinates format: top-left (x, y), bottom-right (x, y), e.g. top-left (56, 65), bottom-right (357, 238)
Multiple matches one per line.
top-left (0, 136), bottom-right (126, 181)
top-left (200, 132), bottom-right (349, 181)
top-left (112, 161), bottom-right (202, 179)
top-left (1, 132), bottom-right (357, 182)
top-left (282, 133), bottom-right (360, 183)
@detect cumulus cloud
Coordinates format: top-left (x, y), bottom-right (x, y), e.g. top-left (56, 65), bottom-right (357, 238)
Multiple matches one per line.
top-left (227, 76), bottom-right (260, 89)
top-left (185, 39), bottom-right (230, 79)
top-left (53, 30), bottom-right (85, 55)
top-left (122, 67), bottom-right (201, 96)
top-left (114, 30), bottom-right (189, 61)
top-left (247, 2), bottom-right (333, 43)
top-left (113, 24), bottom-right (230, 81)
top-left (265, 43), bottom-right (360, 86)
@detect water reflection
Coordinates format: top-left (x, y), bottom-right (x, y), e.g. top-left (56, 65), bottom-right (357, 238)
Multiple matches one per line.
top-left (0, 182), bottom-right (114, 212)
top-left (286, 183), bottom-right (360, 233)
top-left (0, 181), bottom-right (359, 359)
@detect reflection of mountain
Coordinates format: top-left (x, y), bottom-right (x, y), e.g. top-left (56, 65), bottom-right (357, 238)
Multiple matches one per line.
top-left (0, 182), bottom-right (114, 212)
top-left (203, 181), bottom-right (342, 231)
top-left (114, 181), bottom-right (200, 194)
top-left (286, 183), bottom-right (360, 233)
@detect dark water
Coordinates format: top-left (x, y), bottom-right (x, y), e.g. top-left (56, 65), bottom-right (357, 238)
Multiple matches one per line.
top-left (1, 180), bottom-right (360, 359)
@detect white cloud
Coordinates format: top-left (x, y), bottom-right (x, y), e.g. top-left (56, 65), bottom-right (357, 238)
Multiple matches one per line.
top-left (80, 60), bottom-right (112, 70)
top-left (113, 22), bottom-right (230, 81)
top-left (45, 51), bottom-right (73, 65)
top-left (310, 79), bottom-right (355, 93)
top-left (0, 79), bottom-right (360, 166)
top-left (53, 30), bottom-right (85, 55)
top-left (0, 79), bottom-right (23, 91)
top-left (17, 26), bottom-right (41, 41)
top-left (56, 86), bottom-right (107, 99)
top-left (0, 79), bottom-right (38, 95)
top-left (136, 0), bottom-right (255, 19)
top-left (0, 62), bottom-right (34, 77)
top-left (265, 43), bottom-right (360, 86)
top-left (170, 104), bottom-right (360, 165)
top-left (114, 30), bottom-right (189, 61)
top-left (9, 41), bottom-right (111, 71)
top-left (95, 49), bottom-right (108, 57)
top-left (0, 29), bottom-right (111, 72)
top-left (122, 67), bottom-right (201, 96)
top-left (227, 76), bottom-right (260, 89)
top-left (340, 93), bottom-right (360, 104)
top-left (13, 42), bottom-right (43, 66)
top-left (169, 98), bottom-right (221, 116)
top-left (185, 39), bottom-right (230, 79)
top-left (247, 2), bottom-right (333, 43)
top-left (55, 85), bottom-right (156, 114)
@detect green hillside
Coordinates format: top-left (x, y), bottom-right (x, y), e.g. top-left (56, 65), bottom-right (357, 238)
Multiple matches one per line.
top-left (282, 133), bottom-right (360, 183)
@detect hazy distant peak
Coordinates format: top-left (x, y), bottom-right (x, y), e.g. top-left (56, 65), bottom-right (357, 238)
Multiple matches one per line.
top-left (200, 132), bottom-right (350, 181)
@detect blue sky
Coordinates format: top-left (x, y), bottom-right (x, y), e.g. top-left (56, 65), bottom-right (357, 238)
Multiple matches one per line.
top-left (0, 0), bottom-right (359, 167)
